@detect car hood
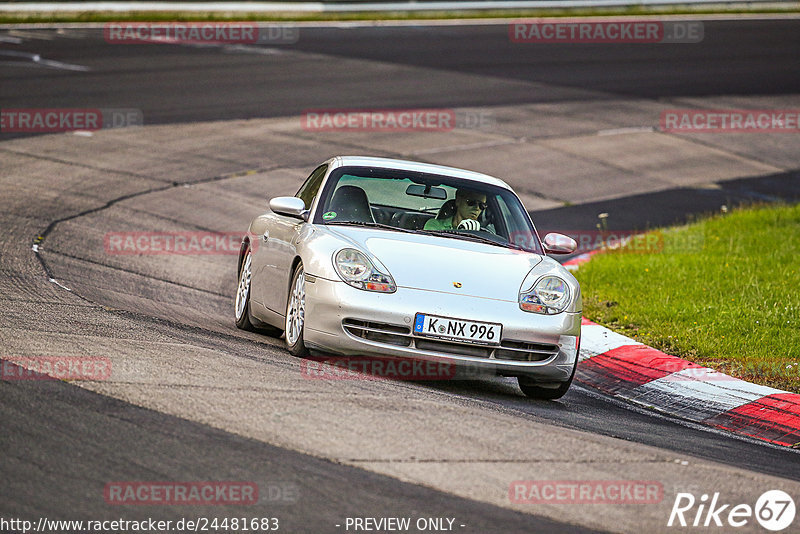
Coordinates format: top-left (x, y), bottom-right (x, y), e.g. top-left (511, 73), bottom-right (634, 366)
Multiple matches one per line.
top-left (325, 226), bottom-right (543, 301)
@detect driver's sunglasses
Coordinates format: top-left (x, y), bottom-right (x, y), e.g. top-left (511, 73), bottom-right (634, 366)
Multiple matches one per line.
top-left (464, 199), bottom-right (487, 210)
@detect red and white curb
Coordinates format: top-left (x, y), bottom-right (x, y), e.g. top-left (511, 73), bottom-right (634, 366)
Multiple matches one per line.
top-left (562, 251), bottom-right (600, 272)
top-left (564, 254), bottom-right (800, 448)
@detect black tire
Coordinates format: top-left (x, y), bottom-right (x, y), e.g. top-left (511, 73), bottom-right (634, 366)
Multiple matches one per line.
top-left (285, 263), bottom-right (309, 358)
top-left (235, 245), bottom-right (282, 336)
top-left (518, 359), bottom-right (577, 400)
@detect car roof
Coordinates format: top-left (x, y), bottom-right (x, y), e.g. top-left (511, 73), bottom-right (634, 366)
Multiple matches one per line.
top-left (329, 156), bottom-right (512, 190)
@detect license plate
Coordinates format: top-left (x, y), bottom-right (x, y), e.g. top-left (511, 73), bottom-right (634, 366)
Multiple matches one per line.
top-left (413, 313), bottom-right (501, 346)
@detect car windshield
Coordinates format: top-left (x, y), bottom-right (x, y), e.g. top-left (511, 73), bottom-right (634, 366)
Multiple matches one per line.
top-left (313, 166), bottom-right (543, 254)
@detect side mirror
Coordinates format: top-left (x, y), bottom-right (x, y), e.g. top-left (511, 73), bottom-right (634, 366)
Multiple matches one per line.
top-left (543, 233), bottom-right (577, 255)
top-left (269, 196), bottom-right (308, 220)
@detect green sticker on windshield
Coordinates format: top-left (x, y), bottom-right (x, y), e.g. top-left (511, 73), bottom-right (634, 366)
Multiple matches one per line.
top-left (322, 211), bottom-right (337, 220)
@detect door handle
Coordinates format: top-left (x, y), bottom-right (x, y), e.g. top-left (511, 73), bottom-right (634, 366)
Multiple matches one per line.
top-left (261, 231), bottom-right (269, 241)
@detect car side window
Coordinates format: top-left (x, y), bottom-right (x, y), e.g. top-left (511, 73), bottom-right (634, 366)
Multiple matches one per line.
top-left (296, 164), bottom-right (328, 210)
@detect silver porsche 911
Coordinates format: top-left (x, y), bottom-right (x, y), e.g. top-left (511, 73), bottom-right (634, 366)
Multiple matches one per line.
top-left (235, 156), bottom-right (581, 399)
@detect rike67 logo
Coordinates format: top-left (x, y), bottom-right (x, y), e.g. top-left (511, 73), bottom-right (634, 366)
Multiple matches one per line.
top-left (668, 490), bottom-right (796, 531)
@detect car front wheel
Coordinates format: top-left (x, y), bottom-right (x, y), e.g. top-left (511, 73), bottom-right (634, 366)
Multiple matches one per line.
top-left (517, 359), bottom-right (577, 400)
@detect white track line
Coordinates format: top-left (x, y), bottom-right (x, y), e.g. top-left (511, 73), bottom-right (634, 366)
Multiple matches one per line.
top-left (0, 50), bottom-right (90, 71)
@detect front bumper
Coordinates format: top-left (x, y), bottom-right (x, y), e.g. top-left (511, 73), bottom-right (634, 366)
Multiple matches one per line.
top-left (303, 275), bottom-right (581, 382)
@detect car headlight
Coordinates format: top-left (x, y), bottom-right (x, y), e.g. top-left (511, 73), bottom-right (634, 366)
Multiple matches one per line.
top-left (334, 248), bottom-right (396, 293)
top-left (519, 275), bottom-right (570, 314)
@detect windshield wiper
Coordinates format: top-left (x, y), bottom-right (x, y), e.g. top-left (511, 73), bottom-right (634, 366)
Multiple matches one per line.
top-left (324, 220), bottom-right (421, 234)
top-left (437, 230), bottom-right (527, 251)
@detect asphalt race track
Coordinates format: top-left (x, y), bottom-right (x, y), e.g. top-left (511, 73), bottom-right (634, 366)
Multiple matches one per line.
top-left (1, 19), bottom-right (799, 129)
top-left (2, 17), bottom-right (800, 533)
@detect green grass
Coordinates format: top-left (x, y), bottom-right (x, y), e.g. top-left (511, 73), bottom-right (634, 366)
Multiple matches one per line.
top-left (575, 203), bottom-right (800, 393)
top-left (1, 5), bottom-right (798, 24)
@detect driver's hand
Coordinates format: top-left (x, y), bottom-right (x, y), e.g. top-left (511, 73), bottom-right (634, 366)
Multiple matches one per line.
top-left (457, 219), bottom-right (480, 231)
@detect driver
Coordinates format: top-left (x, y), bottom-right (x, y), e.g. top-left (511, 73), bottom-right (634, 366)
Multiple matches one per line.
top-left (424, 189), bottom-right (487, 231)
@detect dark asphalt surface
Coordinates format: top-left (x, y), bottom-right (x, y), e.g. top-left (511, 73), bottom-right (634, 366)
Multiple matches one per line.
top-left (536, 169), bottom-right (800, 234)
top-left (2, 20), bottom-right (799, 131)
top-left (2, 18), bottom-right (800, 531)
top-left (290, 20), bottom-right (800, 99)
